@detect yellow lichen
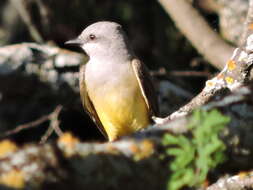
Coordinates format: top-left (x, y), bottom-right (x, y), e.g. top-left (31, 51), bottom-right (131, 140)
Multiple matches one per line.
top-left (225, 77), bottom-right (234, 84)
top-left (0, 170), bottom-right (25, 189)
top-left (206, 81), bottom-right (214, 87)
top-left (0, 140), bottom-right (17, 158)
top-left (58, 132), bottom-right (79, 148)
top-left (227, 60), bottom-right (236, 71)
top-left (238, 171), bottom-right (249, 179)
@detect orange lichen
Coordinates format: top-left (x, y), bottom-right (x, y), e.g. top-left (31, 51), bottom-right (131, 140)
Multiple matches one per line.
top-left (58, 133), bottom-right (80, 157)
top-left (129, 143), bottom-right (140, 154)
top-left (217, 73), bottom-right (224, 79)
top-left (0, 140), bottom-right (18, 158)
top-left (131, 140), bottom-right (154, 161)
top-left (227, 60), bottom-right (236, 71)
top-left (106, 144), bottom-right (119, 154)
top-left (0, 170), bottom-right (25, 189)
top-left (225, 77), bottom-right (234, 84)
top-left (139, 140), bottom-right (154, 158)
top-left (248, 23), bottom-right (253, 30)
top-left (58, 132), bottom-right (79, 148)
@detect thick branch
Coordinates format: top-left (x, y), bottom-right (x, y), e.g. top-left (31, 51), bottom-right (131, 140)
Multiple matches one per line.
top-left (158, 0), bottom-right (234, 69)
top-left (0, 43), bottom-right (85, 91)
top-left (207, 171), bottom-right (253, 190)
top-left (240, 0), bottom-right (253, 46)
top-left (1, 82), bottom-right (253, 189)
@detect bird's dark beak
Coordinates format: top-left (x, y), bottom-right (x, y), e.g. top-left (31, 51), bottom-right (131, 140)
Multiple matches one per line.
top-left (64, 38), bottom-right (83, 46)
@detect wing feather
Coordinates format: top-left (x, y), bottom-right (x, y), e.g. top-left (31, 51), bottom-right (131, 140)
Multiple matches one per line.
top-left (131, 59), bottom-right (159, 117)
top-left (79, 64), bottom-right (107, 138)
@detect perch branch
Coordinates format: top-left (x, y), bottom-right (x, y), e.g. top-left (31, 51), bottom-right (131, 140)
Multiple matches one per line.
top-left (207, 171), bottom-right (253, 190)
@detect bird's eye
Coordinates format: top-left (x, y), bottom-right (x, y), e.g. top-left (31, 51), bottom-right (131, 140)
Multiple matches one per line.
top-left (89, 34), bottom-right (96, 40)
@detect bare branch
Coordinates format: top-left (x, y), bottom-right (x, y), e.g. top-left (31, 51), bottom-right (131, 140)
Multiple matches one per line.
top-left (151, 68), bottom-right (212, 78)
top-left (40, 105), bottom-right (63, 144)
top-left (158, 0), bottom-right (234, 69)
top-left (1, 115), bottom-right (49, 137)
top-left (1, 105), bottom-right (63, 142)
top-left (35, 0), bottom-right (51, 35)
top-left (9, 0), bottom-right (44, 43)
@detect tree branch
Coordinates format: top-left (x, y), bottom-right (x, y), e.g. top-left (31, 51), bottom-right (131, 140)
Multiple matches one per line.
top-left (9, 0), bottom-right (44, 43)
top-left (158, 0), bottom-right (234, 69)
top-left (207, 171), bottom-right (253, 190)
top-left (1, 105), bottom-right (63, 142)
top-left (157, 0), bottom-right (253, 122)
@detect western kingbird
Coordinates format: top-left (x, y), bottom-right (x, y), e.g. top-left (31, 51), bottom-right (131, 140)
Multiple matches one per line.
top-left (65, 21), bottom-right (159, 141)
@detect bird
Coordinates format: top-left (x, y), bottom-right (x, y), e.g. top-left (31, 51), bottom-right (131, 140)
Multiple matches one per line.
top-left (65, 21), bottom-right (159, 141)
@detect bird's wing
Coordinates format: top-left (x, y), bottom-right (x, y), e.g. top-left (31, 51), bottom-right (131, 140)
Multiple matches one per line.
top-left (79, 64), bottom-right (108, 139)
top-left (131, 58), bottom-right (159, 117)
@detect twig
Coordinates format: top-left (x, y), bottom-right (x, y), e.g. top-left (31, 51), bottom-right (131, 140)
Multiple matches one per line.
top-left (2, 115), bottom-right (49, 137)
top-left (49, 105), bottom-right (63, 136)
top-left (35, 0), bottom-right (50, 35)
top-left (168, 87), bottom-right (223, 120)
top-left (40, 105), bottom-right (63, 144)
top-left (170, 71), bottom-right (212, 77)
top-left (39, 124), bottom-right (54, 144)
top-left (10, 0), bottom-right (44, 43)
top-left (151, 68), bottom-right (212, 78)
top-left (1, 105), bottom-right (63, 142)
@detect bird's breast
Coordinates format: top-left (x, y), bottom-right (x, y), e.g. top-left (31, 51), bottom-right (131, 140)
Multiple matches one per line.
top-left (85, 60), bottom-right (137, 95)
top-left (84, 60), bottom-right (150, 141)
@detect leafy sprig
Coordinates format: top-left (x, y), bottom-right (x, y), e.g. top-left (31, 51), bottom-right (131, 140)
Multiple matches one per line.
top-left (162, 109), bottom-right (230, 190)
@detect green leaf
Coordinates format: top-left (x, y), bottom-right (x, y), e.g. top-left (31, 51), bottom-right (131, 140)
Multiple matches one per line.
top-left (162, 109), bottom-right (229, 190)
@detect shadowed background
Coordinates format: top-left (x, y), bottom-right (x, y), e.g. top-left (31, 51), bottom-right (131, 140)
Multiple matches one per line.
top-left (0, 0), bottom-right (241, 142)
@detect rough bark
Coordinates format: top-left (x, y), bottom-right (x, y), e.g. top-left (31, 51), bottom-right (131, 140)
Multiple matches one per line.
top-left (0, 82), bottom-right (253, 189)
top-left (0, 43), bottom-right (86, 133)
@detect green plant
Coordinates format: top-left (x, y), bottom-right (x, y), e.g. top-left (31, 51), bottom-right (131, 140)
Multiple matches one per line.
top-left (162, 109), bottom-right (230, 190)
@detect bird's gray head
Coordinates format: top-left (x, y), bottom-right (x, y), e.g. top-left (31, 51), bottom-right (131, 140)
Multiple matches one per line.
top-left (65, 21), bottom-right (133, 61)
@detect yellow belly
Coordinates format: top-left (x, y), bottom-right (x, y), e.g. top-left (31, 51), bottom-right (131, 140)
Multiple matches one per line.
top-left (92, 87), bottom-right (150, 141)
